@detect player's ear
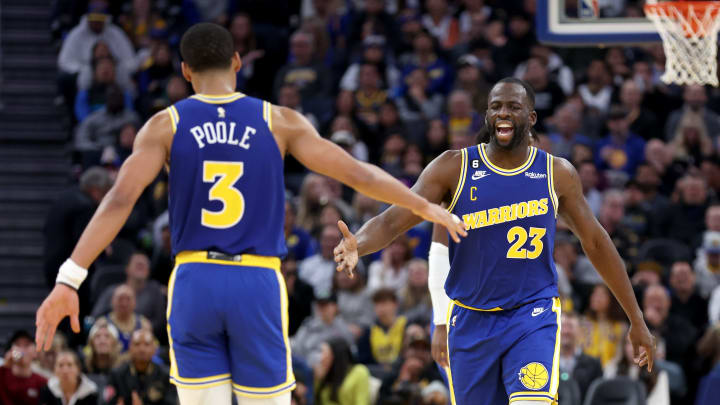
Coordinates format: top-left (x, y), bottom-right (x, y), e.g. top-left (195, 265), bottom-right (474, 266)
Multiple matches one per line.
top-left (232, 52), bottom-right (242, 73)
top-left (180, 62), bottom-right (192, 83)
top-left (529, 109), bottom-right (537, 127)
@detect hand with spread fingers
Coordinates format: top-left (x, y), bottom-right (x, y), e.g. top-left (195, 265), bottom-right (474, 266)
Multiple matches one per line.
top-left (628, 321), bottom-right (656, 372)
top-left (334, 220), bottom-right (358, 278)
top-left (35, 284), bottom-right (80, 352)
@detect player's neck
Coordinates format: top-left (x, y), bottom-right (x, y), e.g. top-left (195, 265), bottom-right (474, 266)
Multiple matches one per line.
top-left (484, 139), bottom-right (531, 170)
top-left (191, 73), bottom-right (237, 96)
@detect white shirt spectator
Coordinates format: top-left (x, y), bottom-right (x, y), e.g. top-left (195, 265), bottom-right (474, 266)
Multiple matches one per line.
top-left (58, 16), bottom-right (137, 75)
top-left (578, 84), bottom-right (613, 114)
top-left (367, 260), bottom-right (409, 293)
top-left (299, 253), bottom-right (336, 296)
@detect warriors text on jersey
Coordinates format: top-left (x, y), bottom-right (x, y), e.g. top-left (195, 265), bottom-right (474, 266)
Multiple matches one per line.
top-left (167, 93), bottom-right (286, 257)
top-left (447, 144), bottom-right (559, 310)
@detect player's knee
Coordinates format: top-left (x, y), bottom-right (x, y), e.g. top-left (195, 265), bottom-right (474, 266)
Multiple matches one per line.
top-left (235, 392), bottom-right (291, 405)
top-left (176, 384), bottom-right (232, 405)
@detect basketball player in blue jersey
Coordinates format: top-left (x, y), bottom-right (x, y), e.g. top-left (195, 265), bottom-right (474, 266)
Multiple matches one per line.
top-left (35, 23), bottom-right (466, 405)
top-left (334, 78), bottom-right (656, 405)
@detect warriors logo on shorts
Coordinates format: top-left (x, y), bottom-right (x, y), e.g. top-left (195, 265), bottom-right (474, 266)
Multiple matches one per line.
top-left (518, 362), bottom-right (549, 390)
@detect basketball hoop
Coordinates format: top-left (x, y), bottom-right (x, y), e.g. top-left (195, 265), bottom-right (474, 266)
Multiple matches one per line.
top-left (644, 0), bottom-right (720, 86)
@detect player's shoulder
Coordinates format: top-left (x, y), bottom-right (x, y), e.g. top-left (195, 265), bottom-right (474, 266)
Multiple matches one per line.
top-left (550, 155), bottom-right (581, 197)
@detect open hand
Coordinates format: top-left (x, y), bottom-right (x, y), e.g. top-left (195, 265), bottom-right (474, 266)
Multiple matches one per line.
top-left (334, 220), bottom-right (358, 278)
top-left (35, 284), bottom-right (80, 351)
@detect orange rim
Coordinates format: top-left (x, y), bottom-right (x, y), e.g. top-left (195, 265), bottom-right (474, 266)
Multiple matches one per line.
top-left (645, 1), bottom-right (720, 37)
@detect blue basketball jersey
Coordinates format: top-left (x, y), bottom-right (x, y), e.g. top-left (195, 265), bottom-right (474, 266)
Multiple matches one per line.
top-left (447, 144), bottom-right (559, 310)
top-left (166, 93), bottom-right (286, 257)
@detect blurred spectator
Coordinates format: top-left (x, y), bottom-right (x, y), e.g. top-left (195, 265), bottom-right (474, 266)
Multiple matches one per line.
top-left (74, 85), bottom-right (140, 168)
top-left (91, 252), bottom-right (166, 341)
top-left (553, 232), bottom-right (600, 310)
top-left (82, 318), bottom-right (121, 388)
top-left (285, 199), bottom-right (317, 261)
top-left (668, 261), bottom-right (708, 334)
top-left (104, 329), bottom-right (175, 405)
top-left (117, 0), bottom-right (167, 50)
top-left (653, 175), bottom-right (709, 242)
top-left (273, 31), bottom-right (332, 109)
top-left (547, 103), bottom-right (592, 160)
top-left (283, 256), bottom-right (316, 336)
top-left (559, 312), bottom-right (603, 403)
top-left (665, 85), bottom-right (720, 143)
top-left (0, 330), bottom-right (47, 405)
top-left (150, 223), bottom-right (173, 287)
top-left (423, 119), bottom-right (449, 161)
top-left (341, 35), bottom-right (400, 93)
top-left (139, 74), bottom-right (190, 119)
top-left (605, 47), bottom-right (631, 86)
top-left (580, 284), bottom-right (628, 369)
top-left (278, 83), bottom-right (320, 129)
top-left (595, 105), bottom-right (646, 179)
top-left (698, 321), bottom-right (720, 371)
top-left (644, 139), bottom-right (683, 196)
top-left (313, 338), bottom-right (371, 405)
top-left (514, 44), bottom-right (574, 96)
top-left (458, 0), bottom-right (492, 41)
top-left (331, 124), bottom-right (370, 163)
top-left (453, 54), bottom-right (490, 113)
top-left (358, 289), bottom-right (407, 370)
top-left (334, 269), bottom-right (375, 339)
top-left (367, 235), bottom-right (412, 293)
top-left (100, 122), bottom-right (138, 169)
top-left (74, 57), bottom-right (134, 122)
top-left (631, 164), bottom-right (670, 226)
top-left (522, 57), bottom-right (565, 131)
top-left (93, 285), bottom-right (152, 353)
top-left (399, 30), bottom-right (453, 95)
top-left (605, 332), bottom-right (671, 405)
top-left (396, 68), bottom-right (444, 138)
top-left (38, 351), bottom-right (98, 405)
top-left (668, 113), bottom-right (714, 165)
top-left (296, 174), bottom-right (332, 232)
top-left (136, 40), bottom-right (176, 97)
top-left (695, 231), bottom-right (720, 299)
top-left (642, 285), bottom-right (698, 374)
top-left (378, 326), bottom-right (442, 403)
top-left (354, 64), bottom-right (390, 128)
top-left (598, 189), bottom-right (639, 271)
top-left (577, 161), bottom-right (602, 217)
top-left (57, 1), bottom-right (137, 77)
top-left (422, 0), bottom-right (460, 50)
top-left (33, 334), bottom-right (68, 380)
top-left (700, 157), bottom-right (720, 200)
top-left (291, 292), bottom-right (355, 367)
top-left (300, 225), bottom-right (343, 296)
top-left (398, 259), bottom-right (432, 324)
top-left (619, 79), bottom-right (661, 141)
top-left (444, 90), bottom-right (482, 143)
top-left (578, 60), bottom-right (613, 114)
top-left (77, 41), bottom-right (135, 95)
top-left (347, 0), bottom-right (400, 52)
top-left (499, 13), bottom-right (535, 75)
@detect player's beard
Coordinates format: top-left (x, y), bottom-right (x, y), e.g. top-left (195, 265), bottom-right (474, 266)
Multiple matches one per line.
top-left (487, 117), bottom-right (529, 151)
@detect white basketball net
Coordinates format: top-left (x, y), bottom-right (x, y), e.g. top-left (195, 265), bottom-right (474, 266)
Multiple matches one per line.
top-left (645, 1), bottom-right (720, 86)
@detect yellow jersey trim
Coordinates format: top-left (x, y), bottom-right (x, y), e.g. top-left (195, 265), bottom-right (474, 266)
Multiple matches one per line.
top-left (166, 264), bottom-right (179, 379)
top-left (267, 102), bottom-right (273, 131)
top-left (232, 382), bottom-right (296, 398)
top-left (446, 301), bottom-right (457, 405)
top-left (509, 396), bottom-right (554, 404)
top-left (546, 155), bottom-right (559, 218)
top-left (479, 144), bottom-right (537, 176)
top-left (549, 297), bottom-right (562, 398)
top-left (166, 106), bottom-right (179, 134)
top-left (191, 92), bottom-right (246, 104)
top-left (273, 268), bottom-right (294, 384)
top-left (175, 251), bottom-right (281, 270)
top-left (447, 148), bottom-right (468, 213)
top-left (452, 299), bottom-right (503, 312)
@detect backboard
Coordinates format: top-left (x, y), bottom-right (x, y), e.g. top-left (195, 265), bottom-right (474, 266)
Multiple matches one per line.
top-left (536, 0), bottom-right (661, 46)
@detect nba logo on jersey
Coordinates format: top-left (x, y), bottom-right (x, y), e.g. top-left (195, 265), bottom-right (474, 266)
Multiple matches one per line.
top-left (579, 0), bottom-right (599, 19)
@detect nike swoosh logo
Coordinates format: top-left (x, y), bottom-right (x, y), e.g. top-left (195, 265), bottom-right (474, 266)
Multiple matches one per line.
top-left (472, 173), bottom-right (489, 180)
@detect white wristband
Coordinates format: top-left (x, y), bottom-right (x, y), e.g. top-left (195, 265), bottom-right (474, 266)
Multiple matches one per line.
top-left (56, 259), bottom-right (88, 290)
top-left (428, 242), bottom-right (452, 325)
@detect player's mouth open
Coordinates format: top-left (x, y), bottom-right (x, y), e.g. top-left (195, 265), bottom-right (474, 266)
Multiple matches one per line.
top-left (496, 121), bottom-right (514, 141)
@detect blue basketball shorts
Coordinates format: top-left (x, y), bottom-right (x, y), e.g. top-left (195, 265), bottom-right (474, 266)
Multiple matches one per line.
top-left (446, 297), bottom-right (561, 405)
top-left (166, 251), bottom-right (295, 398)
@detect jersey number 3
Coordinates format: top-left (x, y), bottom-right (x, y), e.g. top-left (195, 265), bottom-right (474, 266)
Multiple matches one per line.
top-left (202, 161), bottom-right (245, 229)
top-left (506, 226), bottom-right (546, 259)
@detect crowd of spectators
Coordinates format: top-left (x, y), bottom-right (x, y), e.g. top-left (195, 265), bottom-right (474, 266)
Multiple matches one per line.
top-left (3, 0), bottom-right (720, 404)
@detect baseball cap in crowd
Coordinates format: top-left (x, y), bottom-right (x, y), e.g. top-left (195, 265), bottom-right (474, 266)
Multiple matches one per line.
top-left (316, 290), bottom-right (337, 304)
top-left (363, 35), bottom-right (386, 48)
top-left (330, 130), bottom-right (356, 147)
top-left (703, 231), bottom-right (720, 253)
top-left (5, 329), bottom-right (32, 351)
top-left (457, 54), bottom-right (481, 69)
top-left (87, 0), bottom-right (110, 22)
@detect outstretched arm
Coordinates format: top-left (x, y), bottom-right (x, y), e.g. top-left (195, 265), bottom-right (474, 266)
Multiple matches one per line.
top-left (553, 157), bottom-right (655, 371)
top-left (35, 111), bottom-right (171, 350)
top-left (273, 105), bottom-right (466, 243)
